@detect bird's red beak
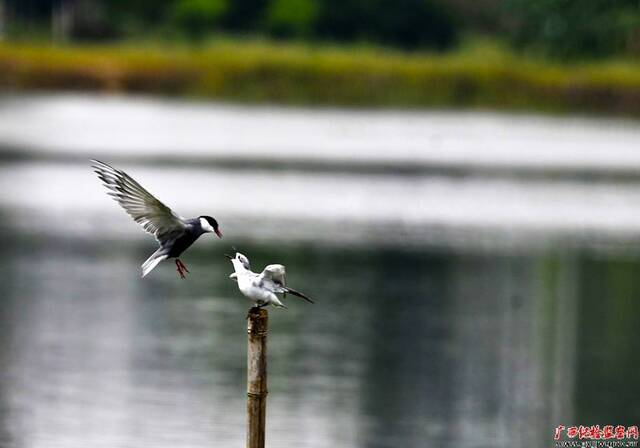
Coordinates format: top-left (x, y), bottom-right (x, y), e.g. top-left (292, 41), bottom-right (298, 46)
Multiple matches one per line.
top-left (215, 229), bottom-right (223, 239)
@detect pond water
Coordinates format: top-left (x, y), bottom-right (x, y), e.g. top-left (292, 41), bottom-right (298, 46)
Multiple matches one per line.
top-left (0, 94), bottom-right (639, 448)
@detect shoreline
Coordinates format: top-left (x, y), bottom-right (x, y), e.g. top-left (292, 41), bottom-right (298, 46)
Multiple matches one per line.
top-left (1, 40), bottom-right (640, 117)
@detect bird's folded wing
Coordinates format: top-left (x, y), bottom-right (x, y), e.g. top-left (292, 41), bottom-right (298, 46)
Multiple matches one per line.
top-left (92, 160), bottom-right (186, 240)
top-left (259, 264), bottom-right (287, 286)
top-left (258, 264), bottom-right (313, 303)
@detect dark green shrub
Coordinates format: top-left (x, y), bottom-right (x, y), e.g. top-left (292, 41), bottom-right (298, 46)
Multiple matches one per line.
top-left (265, 0), bottom-right (318, 38)
top-left (170, 0), bottom-right (228, 42)
top-left (315, 0), bottom-right (457, 50)
top-left (506, 0), bottom-right (640, 59)
top-left (222, 0), bottom-right (268, 31)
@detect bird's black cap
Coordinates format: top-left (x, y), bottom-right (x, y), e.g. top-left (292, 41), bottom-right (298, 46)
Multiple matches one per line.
top-left (200, 216), bottom-right (222, 238)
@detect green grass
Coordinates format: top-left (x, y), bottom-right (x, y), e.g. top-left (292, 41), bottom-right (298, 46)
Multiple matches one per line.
top-left (2, 38), bottom-right (640, 115)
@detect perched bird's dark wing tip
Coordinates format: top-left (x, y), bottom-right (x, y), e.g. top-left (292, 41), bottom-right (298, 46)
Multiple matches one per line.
top-left (285, 287), bottom-right (314, 304)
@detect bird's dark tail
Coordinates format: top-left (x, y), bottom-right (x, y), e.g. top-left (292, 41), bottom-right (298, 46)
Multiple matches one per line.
top-left (284, 287), bottom-right (314, 304)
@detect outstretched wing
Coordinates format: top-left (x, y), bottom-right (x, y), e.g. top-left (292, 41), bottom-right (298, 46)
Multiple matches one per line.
top-left (92, 160), bottom-right (185, 241)
top-left (259, 264), bottom-right (314, 304)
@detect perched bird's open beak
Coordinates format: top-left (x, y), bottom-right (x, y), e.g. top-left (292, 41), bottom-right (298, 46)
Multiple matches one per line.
top-left (215, 229), bottom-right (223, 239)
top-left (224, 253), bottom-right (234, 260)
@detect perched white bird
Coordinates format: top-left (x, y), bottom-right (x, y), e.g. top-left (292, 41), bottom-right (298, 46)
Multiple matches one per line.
top-left (226, 252), bottom-right (314, 309)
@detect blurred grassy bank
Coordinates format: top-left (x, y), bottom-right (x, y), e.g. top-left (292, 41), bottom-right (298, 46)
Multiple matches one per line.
top-left (1, 39), bottom-right (640, 115)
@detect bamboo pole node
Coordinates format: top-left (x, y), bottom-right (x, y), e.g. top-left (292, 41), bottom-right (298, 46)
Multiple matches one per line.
top-left (246, 391), bottom-right (268, 398)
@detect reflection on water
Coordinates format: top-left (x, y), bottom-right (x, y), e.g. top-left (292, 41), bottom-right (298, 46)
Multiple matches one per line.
top-left (1, 232), bottom-right (639, 448)
top-left (577, 259), bottom-right (640, 425)
top-left (1, 95), bottom-right (640, 448)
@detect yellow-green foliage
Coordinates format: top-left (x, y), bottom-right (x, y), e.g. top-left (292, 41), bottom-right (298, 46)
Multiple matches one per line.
top-left (1, 39), bottom-right (640, 115)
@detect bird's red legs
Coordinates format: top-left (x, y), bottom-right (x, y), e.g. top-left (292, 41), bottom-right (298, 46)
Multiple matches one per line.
top-left (175, 260), bottom-right (185, 279)
top-left (175, 259), bottom-right (189, 279)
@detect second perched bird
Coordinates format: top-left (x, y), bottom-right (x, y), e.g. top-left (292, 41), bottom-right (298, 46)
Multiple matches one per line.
top-left (227, 252), bottom-right (314, 309)
top-left (92, 160), bottom-right (223, 278)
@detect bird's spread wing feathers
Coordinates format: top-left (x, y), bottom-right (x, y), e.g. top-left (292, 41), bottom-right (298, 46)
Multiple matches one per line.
top-left (92, 160), bottom-right (185, 241)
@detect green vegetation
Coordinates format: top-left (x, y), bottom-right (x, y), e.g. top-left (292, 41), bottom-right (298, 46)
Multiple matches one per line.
top-left (6, 0), bottom-right (640, 58)
top-left (2, 39), bottom-right (640, 116)
top-left (11, 0), bottom-right (640, 58)
top-left (265, 0), bottom-right (318, 38)
top-left (170, 0), bottom-right (228, 42)
top-left (7, 0), bottom-right (458, 50)
top-left (506, 0), bottom-right (640, 59)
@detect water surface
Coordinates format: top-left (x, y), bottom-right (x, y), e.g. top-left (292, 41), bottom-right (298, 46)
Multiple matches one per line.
top-left (0, 95), bottom-right (639, 448)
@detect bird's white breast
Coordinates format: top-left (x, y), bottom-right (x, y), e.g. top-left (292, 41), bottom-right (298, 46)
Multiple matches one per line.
top-left (238, 275), bottom-right (273, 303)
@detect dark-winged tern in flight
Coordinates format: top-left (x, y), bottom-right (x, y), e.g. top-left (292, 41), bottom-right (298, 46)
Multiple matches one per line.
top-left (92, 160), bottom-right (223, 279)
top-left (226, 252), bottom-right (314, 309)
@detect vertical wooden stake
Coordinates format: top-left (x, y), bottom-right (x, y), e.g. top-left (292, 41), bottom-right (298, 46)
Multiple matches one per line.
top-left (247, 308), bottom-right (268, 448)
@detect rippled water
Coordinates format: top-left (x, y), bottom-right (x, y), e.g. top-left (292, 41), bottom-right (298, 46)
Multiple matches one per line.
top-left (0, 94), bottom-right (639, 448)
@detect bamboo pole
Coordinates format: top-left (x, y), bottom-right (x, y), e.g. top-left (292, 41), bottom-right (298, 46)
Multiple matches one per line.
top-left (246, 308), bottom-right (268, 448)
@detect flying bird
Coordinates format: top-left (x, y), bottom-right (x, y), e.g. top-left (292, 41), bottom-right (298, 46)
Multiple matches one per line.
top-left (227, 252), bottom-right (314, 310)
top-left (92, 160), bottom-right (222, 278)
